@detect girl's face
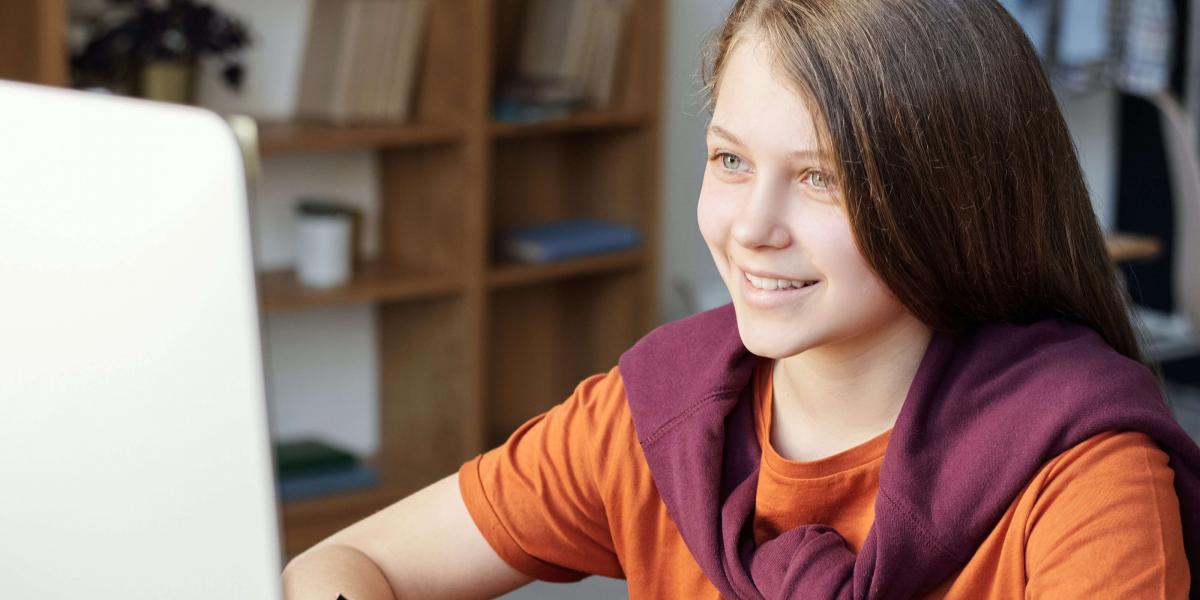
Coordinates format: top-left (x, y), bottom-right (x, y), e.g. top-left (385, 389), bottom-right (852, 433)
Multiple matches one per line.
top-left (698, 36), bottom-right (915, 359)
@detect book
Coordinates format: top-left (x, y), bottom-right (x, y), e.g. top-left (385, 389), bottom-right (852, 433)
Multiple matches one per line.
top-left (273, 438), bottom-right (357, 476)
top-left (587, 0), bottom-right (631, 108)
top-left (500, 218), bottom-right (641, 263)
top-left (388, 0), bottom-right (429, 121)
top-left (278, 462), bottom-right (380, 502)
top-left (492, 77), bottom-right (583, 122)
top-left (296, 0), bottom-right (353, 120)
top-left (499, 0), bottom-right (631, 118)
top-left (297, 0), bottom-right (427, 124)
top-left (356, 0), bottom-right (392, 121)
top-left (341, 0), bottom-right (379, 122)
top-left (372, 0), bottom-right (406, 120)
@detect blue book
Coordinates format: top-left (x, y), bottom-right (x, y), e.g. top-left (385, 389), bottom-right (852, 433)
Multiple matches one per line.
top-left (502, 219), bottom-right (641, 263)
top-left (277, 462), bottom-right (379, 503)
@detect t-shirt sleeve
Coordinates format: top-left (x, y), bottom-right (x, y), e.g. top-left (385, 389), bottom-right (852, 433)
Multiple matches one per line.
top-left (1025, 430), bottom-right (1190, 598)
top-left (457, 366), bottom-right (625, 582)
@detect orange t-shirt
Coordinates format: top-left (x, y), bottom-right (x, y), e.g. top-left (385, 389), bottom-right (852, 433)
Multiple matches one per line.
top-left (458, 363), bottom-right (1191, 598)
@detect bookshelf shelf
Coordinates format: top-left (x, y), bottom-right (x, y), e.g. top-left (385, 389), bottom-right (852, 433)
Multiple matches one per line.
top-left (257, 119), bottom-right (464, 156)
top-left (488, 111), bottom-right (650, 139)
top-left (488, 249), bottom-right (645, 289)
top-left (258, 261), bottom-right (464, 313)
top-left (7, 0), bottom-right (663, 559)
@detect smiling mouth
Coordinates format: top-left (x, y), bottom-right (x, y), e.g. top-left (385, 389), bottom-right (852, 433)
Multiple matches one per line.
top-left (744, 272), bottom-right (819, 291)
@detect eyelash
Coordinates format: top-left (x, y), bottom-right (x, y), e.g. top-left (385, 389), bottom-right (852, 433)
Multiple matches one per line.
top-left (710, 151), bottom-right (835, 191)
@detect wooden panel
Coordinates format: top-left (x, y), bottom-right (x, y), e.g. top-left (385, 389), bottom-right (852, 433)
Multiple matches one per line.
top-left (489, 110), bottom-right (648, 138)
top-left (1106, 232), bottom-right (1162, 263)
top-left (0, 0), bottom-right (67, 85)
top-left (490, 129), bottom-right (647, 234)
top-left (378, 143), bottom-right (470, 272)
top-left (488, 248), bottom-right (644, 288)
top-left (377, 297), bottom-right (475, 493)
top-left (487, 271), bottom-right (646, 444)
top-left (257, 260), bottom-right (464, 313)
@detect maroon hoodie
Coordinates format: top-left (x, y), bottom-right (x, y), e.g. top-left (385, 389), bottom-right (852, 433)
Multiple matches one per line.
top-left (618, 304), bottom-right (1200, 599)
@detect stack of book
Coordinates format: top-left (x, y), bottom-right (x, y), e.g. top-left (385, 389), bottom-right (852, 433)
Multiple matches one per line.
top-left (499, 218), bottom-right (641, 264)
top-left (494, 0), bottom-right (632, 122)
top-left (296, 0), bottom-right (429, 124)
top-left (274, 437), bottom-right (379, 502)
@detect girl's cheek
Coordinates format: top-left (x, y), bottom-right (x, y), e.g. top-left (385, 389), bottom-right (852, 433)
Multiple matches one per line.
top-left (697, 194), bottom-right (735, 246)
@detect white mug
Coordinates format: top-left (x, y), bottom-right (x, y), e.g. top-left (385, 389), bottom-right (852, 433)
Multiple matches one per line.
top-left (295, 202), bottom-right (353, 288)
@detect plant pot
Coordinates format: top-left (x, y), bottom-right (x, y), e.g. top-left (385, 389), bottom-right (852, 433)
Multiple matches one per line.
top-left (140, 60), bottom-right (195, 104)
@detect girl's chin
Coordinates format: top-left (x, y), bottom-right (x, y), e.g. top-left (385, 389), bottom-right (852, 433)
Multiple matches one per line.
top-left (736, 326), bottom-right (814, 359)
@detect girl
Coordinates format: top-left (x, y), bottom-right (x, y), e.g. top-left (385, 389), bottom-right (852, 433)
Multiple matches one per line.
top-left (284, 0), bottom-right (1200, 597)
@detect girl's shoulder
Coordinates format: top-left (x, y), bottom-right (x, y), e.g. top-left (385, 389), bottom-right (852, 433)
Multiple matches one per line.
top-left (1019, 429), bottom-right (1189, 597)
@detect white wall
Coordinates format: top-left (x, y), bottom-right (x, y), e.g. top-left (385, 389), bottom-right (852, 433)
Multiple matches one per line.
top-left (1057, 90), bottom-right (1119, 232)
top-left (658, 0), bottom-right (735, 323)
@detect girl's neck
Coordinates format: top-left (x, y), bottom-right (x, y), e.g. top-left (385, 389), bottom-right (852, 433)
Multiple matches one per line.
top-left (770, 315), bottom-right (933, 462)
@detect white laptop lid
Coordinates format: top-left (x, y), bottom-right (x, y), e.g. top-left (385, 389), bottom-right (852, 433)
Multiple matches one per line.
top-left (0, 81), bottom-right (283, 598)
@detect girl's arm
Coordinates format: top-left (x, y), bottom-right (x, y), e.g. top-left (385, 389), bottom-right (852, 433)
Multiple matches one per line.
top-left (282, 472), bottom-right (533, 600)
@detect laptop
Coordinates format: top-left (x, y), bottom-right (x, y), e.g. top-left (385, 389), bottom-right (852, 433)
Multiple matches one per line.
top-left (0, 80), bottom-right (284, 598)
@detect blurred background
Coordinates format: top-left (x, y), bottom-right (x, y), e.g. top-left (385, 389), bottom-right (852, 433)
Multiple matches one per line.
top-left (1, 0), bottom-right (1198, 597)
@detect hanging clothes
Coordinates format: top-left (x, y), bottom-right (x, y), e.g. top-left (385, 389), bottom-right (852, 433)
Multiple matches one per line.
top-left (997, 0), bottom-right (1175, 95)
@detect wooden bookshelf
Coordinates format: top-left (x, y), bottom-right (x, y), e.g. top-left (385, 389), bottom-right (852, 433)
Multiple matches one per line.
top-left (4, 0), bottom-right (662, 559)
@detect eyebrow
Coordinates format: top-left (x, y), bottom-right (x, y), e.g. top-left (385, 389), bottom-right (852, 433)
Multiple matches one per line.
top-left (706, 124), bottom-right (831, 162)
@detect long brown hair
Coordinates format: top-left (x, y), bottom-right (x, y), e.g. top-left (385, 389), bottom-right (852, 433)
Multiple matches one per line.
top-left (703, 0), bottom-right (1146, 364)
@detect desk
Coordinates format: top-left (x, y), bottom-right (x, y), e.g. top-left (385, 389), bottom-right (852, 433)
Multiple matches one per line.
top-left (1105, 233), bottom-right (1162, 263)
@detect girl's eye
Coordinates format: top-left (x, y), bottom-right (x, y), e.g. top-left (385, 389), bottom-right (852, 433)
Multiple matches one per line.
top-left (717, 152), bottom-right (747, 172)
top-left (804, 170), bottom-right (835, 191)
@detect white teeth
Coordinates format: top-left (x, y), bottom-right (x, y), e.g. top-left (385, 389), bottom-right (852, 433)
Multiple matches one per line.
top-left (745, 272), bottom-right (813, 291)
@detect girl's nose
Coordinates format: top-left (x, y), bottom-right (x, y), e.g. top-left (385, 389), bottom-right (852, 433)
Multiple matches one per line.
top-left (731, 179), bottom-right (791, 249)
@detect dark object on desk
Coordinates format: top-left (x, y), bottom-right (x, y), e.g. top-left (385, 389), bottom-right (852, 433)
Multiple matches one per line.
top-left (274, 437), bottom-right (379, 502)
top-left (500, 218), bottom-right (641, 263)
top-left (274, 438), bottom-right (357, 476)
top-left (278, 462), bottom-right (379, 503)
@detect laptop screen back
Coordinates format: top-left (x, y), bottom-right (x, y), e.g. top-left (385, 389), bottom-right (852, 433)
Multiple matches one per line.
top-left (0, 81), bottom-right (283, 598)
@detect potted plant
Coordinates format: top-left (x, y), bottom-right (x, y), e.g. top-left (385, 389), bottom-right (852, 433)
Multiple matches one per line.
top-left (71, 0), bottom-right (252, 104)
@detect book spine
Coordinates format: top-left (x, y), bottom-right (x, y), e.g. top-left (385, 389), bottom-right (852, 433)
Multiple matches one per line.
top-left (504, 226), bottom-right (640, 263)
top-left (278, 464), bottom-right (380, 502)
top-left (390, 0), bottom-right (428, 121)
top-left (329, 0), bottom-right (367, 123)
top-left (297, 0), bottom-right (347, 119)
